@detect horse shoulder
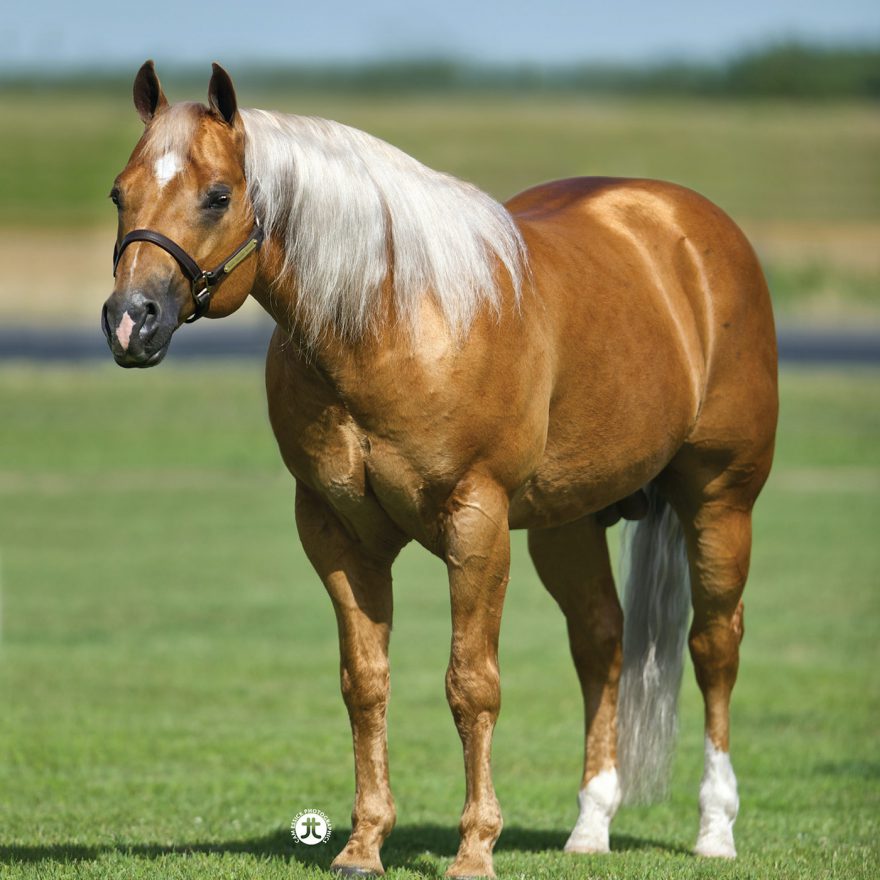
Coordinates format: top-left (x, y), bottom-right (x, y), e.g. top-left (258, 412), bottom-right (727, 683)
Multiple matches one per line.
top-left (264, 327), bottom-right (410, 551)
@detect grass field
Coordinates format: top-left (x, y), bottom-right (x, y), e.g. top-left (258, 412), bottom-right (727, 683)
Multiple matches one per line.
top-left (1, 363), bottom-right (878, 879)
top-left (1, 86), bottom-right (878, 326)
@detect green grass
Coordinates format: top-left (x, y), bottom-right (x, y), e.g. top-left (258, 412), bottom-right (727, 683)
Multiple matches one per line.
top-left (1, 363), bottom-right (878, 879)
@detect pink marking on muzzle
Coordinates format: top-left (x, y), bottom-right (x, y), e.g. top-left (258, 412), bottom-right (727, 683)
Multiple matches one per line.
top-left (116, 311), bottom-right (135, 351)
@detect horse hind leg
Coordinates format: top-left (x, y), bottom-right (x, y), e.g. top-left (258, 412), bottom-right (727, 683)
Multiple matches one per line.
top-left (528, 515), bottom-right (624, 853)
top-left (660, 456), bottom-right (768, 859)
top-left (682, 497), bottom-right (752, 858)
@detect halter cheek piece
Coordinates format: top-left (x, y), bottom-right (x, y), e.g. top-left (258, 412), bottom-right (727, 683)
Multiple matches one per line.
top-left (112, 219), bottom-right (264, 323)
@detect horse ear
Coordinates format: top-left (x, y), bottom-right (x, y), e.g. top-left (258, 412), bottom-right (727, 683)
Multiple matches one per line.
top-left (208, 62), bottom-right (238, 126)
top-left (133, 60), bottom-right (168, 124)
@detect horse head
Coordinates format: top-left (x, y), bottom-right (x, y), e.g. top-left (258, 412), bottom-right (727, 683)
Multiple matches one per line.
top-left (102, 61), bottom-right (260, 367)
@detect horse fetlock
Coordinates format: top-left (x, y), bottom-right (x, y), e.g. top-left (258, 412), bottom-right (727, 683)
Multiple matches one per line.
top-left (695, 818), bottom-right (737, 859)
top-left (453, 795), bottom-right (502, 875)
top-left (459, 795), bottom-right (503, 839)
top-left (353, 795), bottom-right (396, 841)
top-left (564, 767), bottom-right (621, 854)
top-left (694, 738), bottom-right (739, 858)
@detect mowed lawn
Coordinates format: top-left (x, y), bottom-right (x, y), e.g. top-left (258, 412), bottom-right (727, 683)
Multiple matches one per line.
top-left (0, 363), bottom-right (878, 879)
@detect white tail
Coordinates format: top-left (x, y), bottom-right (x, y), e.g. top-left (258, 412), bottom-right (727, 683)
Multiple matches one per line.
top-left (617, 485), bottom-right (692, 804)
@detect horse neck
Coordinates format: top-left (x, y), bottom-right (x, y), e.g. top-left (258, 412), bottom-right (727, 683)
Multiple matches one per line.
top-left (249, 234), bottom-right (398, 371)
top-left (248, 235), bottom-right (291, 326)
top-left (240, 109), bottom-right (525, 356)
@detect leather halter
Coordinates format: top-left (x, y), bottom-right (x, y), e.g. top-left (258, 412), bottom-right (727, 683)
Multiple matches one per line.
top-left (112, 220), bottom-right (264, 323)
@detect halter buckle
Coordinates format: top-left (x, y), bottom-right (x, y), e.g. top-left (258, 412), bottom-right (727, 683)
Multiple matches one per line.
top-left (186, 272), bottom-right (214, 323)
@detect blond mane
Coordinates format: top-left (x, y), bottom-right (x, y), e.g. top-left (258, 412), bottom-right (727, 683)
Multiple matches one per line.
top-left (238, 109), bottom-right (527, 342)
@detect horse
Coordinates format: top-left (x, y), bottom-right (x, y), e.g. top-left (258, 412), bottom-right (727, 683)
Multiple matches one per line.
top-left (101, 61), bottom-right (778, 878)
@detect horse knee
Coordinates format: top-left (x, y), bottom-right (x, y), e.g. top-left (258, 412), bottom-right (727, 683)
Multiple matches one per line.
top-left (445, 658), bottom-right (500, 728)
top-left (341, 657), bottom-right (390, 715)
top-left (355, 794), bottom-right (397, 838)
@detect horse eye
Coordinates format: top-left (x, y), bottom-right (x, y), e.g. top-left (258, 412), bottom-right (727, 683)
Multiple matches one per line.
top-left (109, 188), bottom-right (121, 207)
top-left (207, 192), bottom-right (231, 210)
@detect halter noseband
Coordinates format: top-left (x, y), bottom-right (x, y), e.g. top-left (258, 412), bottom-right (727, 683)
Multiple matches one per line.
top-left (112, 220), bottom-right (264, 323)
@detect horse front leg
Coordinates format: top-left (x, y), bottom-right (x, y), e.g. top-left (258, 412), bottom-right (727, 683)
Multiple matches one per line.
top-left (295, 484), bottom-right (401, 876)
top-left (442, 477), bottom-right (510, 879)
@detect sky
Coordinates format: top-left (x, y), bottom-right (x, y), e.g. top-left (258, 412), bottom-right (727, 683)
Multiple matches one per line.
top-left (2, 0), bottom-right (879, 71)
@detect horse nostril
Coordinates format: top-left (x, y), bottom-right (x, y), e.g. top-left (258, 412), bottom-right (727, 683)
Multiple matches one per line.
top-left (140, 299), bottom-right (161, 338)
top-left (101, 303), bottom-right (112, 340)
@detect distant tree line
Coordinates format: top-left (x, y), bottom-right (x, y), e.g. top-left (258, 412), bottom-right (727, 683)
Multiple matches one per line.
top-left (5, 42), bottom-right (879, 99)
top-left (244, 42), bottom-right (880, 99)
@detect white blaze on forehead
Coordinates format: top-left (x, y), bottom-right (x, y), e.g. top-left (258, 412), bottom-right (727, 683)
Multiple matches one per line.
top-left (153, 152), bottom-right (182, 189)
top-left (116, 311), bottom-right (136, 351)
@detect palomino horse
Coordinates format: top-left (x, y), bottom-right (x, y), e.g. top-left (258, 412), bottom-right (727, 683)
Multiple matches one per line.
top-left (102, 61), bottom-right (778, 877)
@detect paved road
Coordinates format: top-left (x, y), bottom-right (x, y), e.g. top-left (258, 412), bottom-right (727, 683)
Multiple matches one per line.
top-left (1, 323), bottom-right (879, 364)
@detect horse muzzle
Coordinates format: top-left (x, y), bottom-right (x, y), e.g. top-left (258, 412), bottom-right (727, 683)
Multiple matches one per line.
top-left (101, 287), bottom-right (178, 368)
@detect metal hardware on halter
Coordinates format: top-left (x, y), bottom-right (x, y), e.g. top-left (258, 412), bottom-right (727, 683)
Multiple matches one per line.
top-left (112, 218), bottom-right (264, 323)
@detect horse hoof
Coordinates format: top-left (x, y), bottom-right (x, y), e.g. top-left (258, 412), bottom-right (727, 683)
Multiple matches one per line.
top-left (446, 874), bottom-right (495, 880)
top-left (694, 833), bottom-right (737, 859)
top-left (446, 869), bottom-right (495, 879)
top-left (564, 841), bottom-right (611, 854)
top-left (331, 866), bottom-right (381, 877)
top-left (446, 868), bottom-right (495, 880)
top-left (694, 843), bottom-right (737, 859)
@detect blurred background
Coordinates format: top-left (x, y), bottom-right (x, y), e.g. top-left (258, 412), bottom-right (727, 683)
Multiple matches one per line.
top-left (1, 3), bottom-right (878, 879)
top-left (1, 0), bottom-right (879, 333)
